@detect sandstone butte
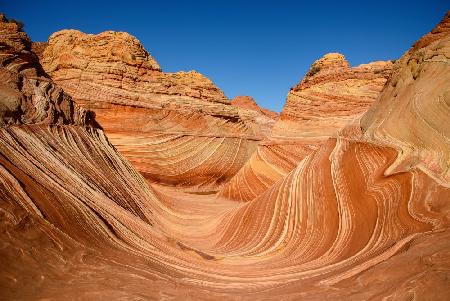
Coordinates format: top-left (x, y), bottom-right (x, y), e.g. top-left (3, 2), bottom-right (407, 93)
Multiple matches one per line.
top-left (1, 11), bottom-right (450, 301)
top-left (219, 52), bottom-right (394, 201)
top-left (34, 29), bottom-right (277, 192)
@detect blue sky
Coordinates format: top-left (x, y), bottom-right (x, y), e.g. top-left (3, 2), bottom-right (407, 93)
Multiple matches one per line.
top-left (3, 1), bottom-right (449, 112)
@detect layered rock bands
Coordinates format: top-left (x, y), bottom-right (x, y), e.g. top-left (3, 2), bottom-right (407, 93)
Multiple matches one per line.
top-left (1, 11), bottom-right (450, 301)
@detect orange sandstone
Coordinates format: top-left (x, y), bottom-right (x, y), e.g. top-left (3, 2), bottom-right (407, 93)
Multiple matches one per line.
top-left (1, 11), bottom-right (450, 301)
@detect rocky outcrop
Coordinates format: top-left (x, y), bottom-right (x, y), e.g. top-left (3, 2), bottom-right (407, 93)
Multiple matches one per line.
top-left (273, 53), bottom-right (393, 138)
top-left (0, 14), bottom-right (169, 298)
top-left (231, 95), bottom-right (278, 119)
top-left (30, 41), bottom-right (47, 59)
top-left (1, 11), bottom-right (450, 301)
top-left (0, 14), bottom-right (95, 126)
top-left (219, 53), bottom-right (393, 201)
top-left (230, 95), bottom-right (278, 138)
top-left (361, 11), bottom-right (450, 185)
top-left (38, 29), bottom-right (228, 104)
top-left (37, 29), bottom-right (263, 192)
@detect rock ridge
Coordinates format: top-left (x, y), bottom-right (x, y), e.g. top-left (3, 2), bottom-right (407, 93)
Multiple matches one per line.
top-left (0, 14), bottom-right (96, 127)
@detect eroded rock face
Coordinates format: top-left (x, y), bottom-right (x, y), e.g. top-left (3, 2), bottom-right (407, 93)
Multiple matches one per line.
top-left (273, 52), bottom-right (393, 138)
top-left (37, 29), bottom-right (264, 191)
top-left (1, 11), bottom-right (450, 301)
top-left (0, 14), bottom-right (168, 298)
top-left (231, 95), bottom-right (278, 119)
top-left (219, 53), bottom-right (393, 201)
top-left (39, 29), bottom-right (229, 104)
top-left (0, 14), bottom-right (94, 126)
top-left (30, 41), bottom-right (47, 59)
top-left (361, 11), bottom-right (450, 184)
top-left (230, 95), bottom-right (278, 138)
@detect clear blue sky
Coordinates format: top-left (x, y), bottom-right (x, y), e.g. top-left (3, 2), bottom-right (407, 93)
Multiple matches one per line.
top-left (2, 1), bottom-right (449, 112)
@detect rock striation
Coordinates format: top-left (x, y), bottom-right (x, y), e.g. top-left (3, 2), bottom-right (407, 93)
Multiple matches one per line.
top-left (273, 52), bottom-right (393, 139)
top-left (0, 15), bottom-right (94, 127)
top-left (1, 11), bottom-right (450, 301)
top-left (361, 12), bottom-right (450, 185)
top-left (38, 29), bottom-right (230, 104)
top-left (230, 95), bottom-right (278, 138)
top-left (36, 29), bottom-right (269, 192)
top-left (231, 95), bottom-right (278, 119)
top-left (219, 53), bottom-right (393, 201)
top-left (0, 14), bottom-right (169, 298)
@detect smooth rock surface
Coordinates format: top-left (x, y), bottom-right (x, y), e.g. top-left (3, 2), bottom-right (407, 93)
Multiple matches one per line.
top-left (1, 11), bottom-right (450, 301)
top-left (361, 11), bottom-right (450, 185)
top-left (36, 29), bottom-right (271, 191)
top-left (219, 53), bottom-right (393, 201)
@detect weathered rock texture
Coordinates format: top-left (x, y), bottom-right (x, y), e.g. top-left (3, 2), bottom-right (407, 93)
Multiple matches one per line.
top-left (39, 30), bottom-right (230, 103)
top-left (273, 52), bottom-right (393, 138)
top-left (361, 15), bottom-right (450, 185)
top-left (231, 95), bottom-right (278, 137)
top-left (36, 29), bottom-right (270, 191)
top-left (0, 16), bottom-right (94, 127)
top-left (1, 11), bottom-right (450, 301)
top-left (35, 30), bottom-right (273, 191)
top-left (231, 95), bottom-right (278, 119)
top-left (30, 41), bottom-right (47, 59)
top-left (219, 53), bottom-right (393, 201)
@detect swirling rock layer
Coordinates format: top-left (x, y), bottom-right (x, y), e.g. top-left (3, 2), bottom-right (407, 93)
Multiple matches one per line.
top-left (35, 29), bottom-right (276, 191)
top-left (273, 53), bottom-right (393, 138)
top-left (1, 11), bottom-right (450, 301)
top-left (2, 128), bottom-right (450, 300)
top-left (219, 54), bottom-right (393, 201)
top-left (361, 11), bottom-right (450, 185)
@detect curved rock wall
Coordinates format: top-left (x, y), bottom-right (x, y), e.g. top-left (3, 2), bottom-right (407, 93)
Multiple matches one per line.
top-left (361, 12), bottom-right (450, 185)
top-left (1, 11), bottom-right (450, 301)
top-left (36, 29), bottom-right (270, 191)
top-left (219, 53), bottom-right (393, 201)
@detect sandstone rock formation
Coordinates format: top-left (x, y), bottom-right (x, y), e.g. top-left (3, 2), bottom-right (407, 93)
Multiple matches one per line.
top-left (30, 41), bottom-right (47, 59)
top-left (231, 95), bottom-right (278, 119)
top-left (0, 16), bottom-right (96, 128)
top-left (1, 11), bottom-right (450, 301)
top-left (361, 14), bottom-right (450, 185)
top-left (219, 53), bottom-right (393, 201)
top-left (38, 29), bottom-right (232, 103)
top-left (273, 53), bottom-right (393, 139)
top-left (0, 14), bottom-right (172, 298)
top-left (230, 95), bottom-right (278, 137)
top-left (36, 29), bottom-right (268, 192)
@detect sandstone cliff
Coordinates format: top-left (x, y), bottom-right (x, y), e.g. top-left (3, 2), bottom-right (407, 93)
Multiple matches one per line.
top-left (231, 95), bottom-right (278, 119)
top-left (219, 53), bottom-right (393, 201)
top-left (0, 15), bottom-right (94, 126)
top-left (361, 11), bottom-right (450, 185)
top-left (39, 29), bottom-right (231, 104)
top-left (273, 53), bottom-right (393, 138)
top-left (230, 95), bottom-right (278, 138)
top-left (0, 14), bottom-right (171, 298)
top-left (37, 29), bottom-right (266, 192)
top-left (1, 11), bottom-right (450, 301)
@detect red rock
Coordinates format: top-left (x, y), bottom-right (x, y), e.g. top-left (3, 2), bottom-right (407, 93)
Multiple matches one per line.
top-left (230, 95), bottom-right (278, 138)
top-left (231, 95), bottom-right (279, 119)
top-left (31, 41), bottom-right (47, 59)
top-left (219, 53), bottom-right (393, 202)
top-left (37, 29), bottom-right (266, 192)
top-left (0, 14), bottom-right (94, 126)
top-left (1, 11), bottom-right (450, 301)
top-left (361, 11), bottom-right (450, 184)
top-left (274, 53), bottom-right (393, 139)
